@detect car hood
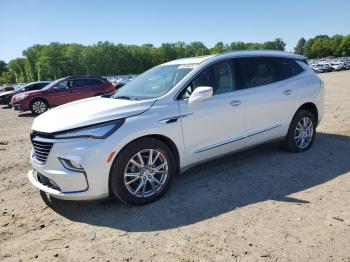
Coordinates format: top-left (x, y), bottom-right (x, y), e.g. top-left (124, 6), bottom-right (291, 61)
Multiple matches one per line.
top-left (32, 96), bottom-right (156, 133)
top-left (0, 91), bottom-right (15, 98)
top-left (13, 89), bottom-right (42, 99)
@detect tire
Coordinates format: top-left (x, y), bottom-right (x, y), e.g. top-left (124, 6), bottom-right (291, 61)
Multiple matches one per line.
top-left (284, 110), bottom-right (316, 152)
top-left (6, 98), bottom-right (12, 108)
top-left (30, 99), bottom-right (48, 115)
top-left (110, 137), bottom-right (176, 205)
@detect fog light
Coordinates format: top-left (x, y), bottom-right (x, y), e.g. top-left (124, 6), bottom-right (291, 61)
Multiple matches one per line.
top-left (59, 158), bottom-right (84, 172)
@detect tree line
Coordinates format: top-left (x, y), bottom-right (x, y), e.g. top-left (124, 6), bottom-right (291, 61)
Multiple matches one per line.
top-left (0, 34), bottom-right (349, 84)
top-left (0, 39), bottom-right (285, 84)
top-left (294, 34), bottom-right (350, 58)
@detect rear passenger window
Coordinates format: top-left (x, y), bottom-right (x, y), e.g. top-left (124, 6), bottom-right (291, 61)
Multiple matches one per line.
top-left (237, 57), bottom-right (278, 88)
top-left (85, 79), bottom-right (103, 86)
top-left (180, 60), bottom-right (237, 99)
top-left (276, 58), bottom-right (304, 80)
top-left (70, 79), bottom-right (88, 88)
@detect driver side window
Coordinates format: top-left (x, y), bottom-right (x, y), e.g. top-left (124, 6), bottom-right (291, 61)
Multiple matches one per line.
top-left (181, 66), bottom-right (213, 99)
top-left (56, 81), bottom-right (68, 90)
top-left (180, 60), bottom-right (237, 99)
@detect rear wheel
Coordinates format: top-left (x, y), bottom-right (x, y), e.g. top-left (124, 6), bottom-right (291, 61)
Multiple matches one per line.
top-left (284, 110), bottom-right (316, 152)
top-left (110, 138), bottom-right (175, 205)
top-left (30, 99), bottom-right (48, 115)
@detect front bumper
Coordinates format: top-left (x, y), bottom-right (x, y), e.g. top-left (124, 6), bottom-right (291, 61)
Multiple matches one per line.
top-left (12, 103), bottom-right (25, 111)
top-left (28, 137), bottom-right (115, 201)
top-left (28, 169), bottom-right (102, 200)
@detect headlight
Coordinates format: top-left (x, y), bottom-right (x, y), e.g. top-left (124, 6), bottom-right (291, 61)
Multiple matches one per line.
top-left (53, 119), bottom-right (125, 139)
top-left (14, 94), bottom-right (29, 101)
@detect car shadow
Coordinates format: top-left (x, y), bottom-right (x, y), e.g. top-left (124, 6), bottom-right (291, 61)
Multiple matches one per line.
top-left (42, 132), bottom-right (350, 232)
top-left (18, 112), bottom-right (36, 118)
top-left (1, 105), bottom-right (11, 109)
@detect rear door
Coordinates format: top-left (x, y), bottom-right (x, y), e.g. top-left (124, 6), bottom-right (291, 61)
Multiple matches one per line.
top-left (69, 78), bottom-right (105, 100)
top-left (237, 57), bottom-right (300, 146)
top-left (85, 78), bottom-right (106, 96)
top-left (68, 79), bottom-right (89, 101)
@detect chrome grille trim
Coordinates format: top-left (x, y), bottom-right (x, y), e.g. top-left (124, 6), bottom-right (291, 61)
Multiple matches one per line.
top-left (31, 131), bottom-right (54, 165)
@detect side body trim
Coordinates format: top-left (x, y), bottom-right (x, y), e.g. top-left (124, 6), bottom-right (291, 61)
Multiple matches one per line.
top-left (194, 124), bottom-right (281, 153)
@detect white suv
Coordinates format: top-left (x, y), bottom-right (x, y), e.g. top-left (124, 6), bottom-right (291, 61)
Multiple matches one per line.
top-left (28, 51), bottom-right (324, 205)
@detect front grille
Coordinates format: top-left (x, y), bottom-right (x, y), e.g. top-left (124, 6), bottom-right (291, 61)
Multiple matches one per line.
top-left (37, 172), bottom-right (61, 191)
top-left (31, 132), bottom-right (54, 164)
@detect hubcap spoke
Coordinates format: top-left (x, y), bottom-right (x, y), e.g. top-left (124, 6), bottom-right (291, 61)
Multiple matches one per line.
top-left (134, 180), bottom-right (144, 195)
top-left (137, 152), bottom-right (144, 167)
top-left (153, 162), bottom-right (166, 172)
top-left (148, 149), bottom-right (153, 165)
top-left (130, 159), bottom-right (143, 169)
top-left (125, 172), bottom-right (141, 177)
top-left (152, 176), bottom-right (162, 186)
top-left (126, 177), bottom-right (140, 185)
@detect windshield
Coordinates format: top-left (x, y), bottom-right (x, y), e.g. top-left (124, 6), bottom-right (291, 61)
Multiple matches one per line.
top-left (112, 64), bottom-right (196, 100)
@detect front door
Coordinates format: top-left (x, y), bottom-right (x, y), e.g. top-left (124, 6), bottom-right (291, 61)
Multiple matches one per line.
top-left (178, 59), bottom-right (246, 165)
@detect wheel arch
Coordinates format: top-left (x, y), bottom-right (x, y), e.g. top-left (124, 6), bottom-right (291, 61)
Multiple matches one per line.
top-left (119, 134), bottom-right (180, 174)
top-left (295, 102), bottom-right (318, 125)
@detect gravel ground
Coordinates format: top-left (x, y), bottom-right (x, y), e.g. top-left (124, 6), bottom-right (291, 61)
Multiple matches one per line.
top-left (0, 71), bottom-right (349, 261)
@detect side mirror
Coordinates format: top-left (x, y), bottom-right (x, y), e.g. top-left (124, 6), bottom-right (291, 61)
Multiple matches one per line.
top-left (188, 86), bottom-right (213, 105)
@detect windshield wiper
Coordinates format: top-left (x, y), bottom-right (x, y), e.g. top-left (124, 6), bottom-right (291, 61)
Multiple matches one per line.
top-left (114, 95), bottom-right (138, 101)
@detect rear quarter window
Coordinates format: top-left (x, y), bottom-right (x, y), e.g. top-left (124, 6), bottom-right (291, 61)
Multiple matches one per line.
top-left (275, 58), bottom-right (304, 80)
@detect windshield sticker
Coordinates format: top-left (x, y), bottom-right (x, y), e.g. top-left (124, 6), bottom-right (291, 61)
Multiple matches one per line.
top-left (178, 64), bottom-right (198, 69)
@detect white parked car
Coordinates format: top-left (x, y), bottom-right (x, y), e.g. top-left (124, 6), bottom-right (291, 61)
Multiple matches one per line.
top-left (28, 51), bottom-right (324, 205)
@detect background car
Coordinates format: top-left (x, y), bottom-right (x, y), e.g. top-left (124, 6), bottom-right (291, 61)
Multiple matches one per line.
top-left (308, 57), bottom-right (350, 73)
top-left (0, 84), bottom-right (15, 92)
top-left (12, 75), bottom-right (115, 114)
top-left (0, 81), bottom-right (50, 107)
top-left (106, 75), bottom-right (138, 89)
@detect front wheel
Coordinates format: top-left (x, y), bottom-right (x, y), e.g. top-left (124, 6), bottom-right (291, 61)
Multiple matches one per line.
top-left (30, 99), bottom-right (48, 115)
top-left (109, 138), bottom-right (176, 205)
top-left (284, 110), bottom-right (316, 152)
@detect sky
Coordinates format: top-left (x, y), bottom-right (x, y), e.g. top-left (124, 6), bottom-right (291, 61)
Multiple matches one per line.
top-left (0, 0), bottom-right (350, 62)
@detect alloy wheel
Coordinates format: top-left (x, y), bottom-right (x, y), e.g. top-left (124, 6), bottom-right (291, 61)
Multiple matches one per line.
top-left (32, 101), bottom-right (47, 114)
top-left (294, 116), bottom-right (314, 149)
top-left (124, 149), bottom-right (168, 198)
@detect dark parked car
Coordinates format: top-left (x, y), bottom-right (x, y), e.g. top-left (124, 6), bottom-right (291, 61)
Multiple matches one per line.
top-left (12, 75), bottom-right (116, 114)
top-left (0, 85), bottom-right (15, 92)
top-left (0, 81), bottom-right (50, 107)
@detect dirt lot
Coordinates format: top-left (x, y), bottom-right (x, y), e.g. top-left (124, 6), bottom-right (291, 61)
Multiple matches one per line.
top-left (0, 71), bottom-right (350, 261)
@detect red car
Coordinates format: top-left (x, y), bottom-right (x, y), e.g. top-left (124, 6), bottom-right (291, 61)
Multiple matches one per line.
top-left (12, 76), bottom-right (116, 114)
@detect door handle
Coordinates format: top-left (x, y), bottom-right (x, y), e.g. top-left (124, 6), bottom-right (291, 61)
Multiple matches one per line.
top-left (230, 100), bottom-right (241, 107)
top-left (283, 90), bottom-right (292, 95)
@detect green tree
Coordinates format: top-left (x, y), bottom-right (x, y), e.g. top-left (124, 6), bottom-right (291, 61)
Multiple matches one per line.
top-left (8, 58), bottom-right (29, 82)
top-left (340, 34), bottom-right (350, 56)
top-left (330, 35), bottom-right (343, 56)
top-left (262, 38), bottom-right (286, 51)
top-left (0, 60), bottom-right (8, 74)
top-left (294, 38), bottom-right (306, 55)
